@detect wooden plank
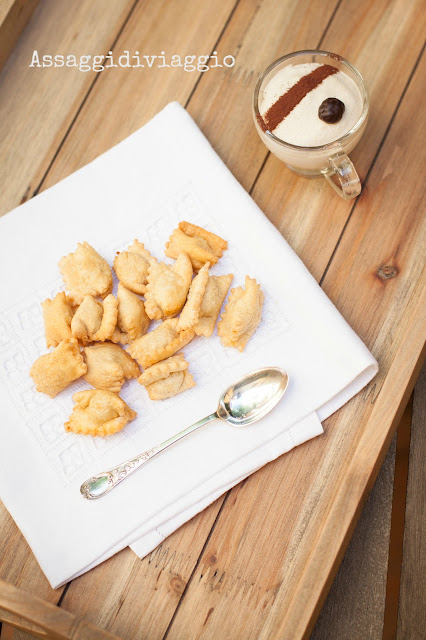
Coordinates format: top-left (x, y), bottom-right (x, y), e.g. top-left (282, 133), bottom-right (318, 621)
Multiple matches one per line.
top-left (164, 49), bottom-right (426, 640)
top-left (310, 435), bottom-right (396, 640)
top-left (0, 580), bottom-right (121, 639)
top-left (251, 0), bottom-right (426, 281)
top-left (397, 365), bottom-right (426, 639)
top-left (0, 0), bottom-right (39, 72)
top-left (57, 503), bottom-right (220, 640)
top-left (0, 0), bottom-right (137, 217)
top-left (39, 0), bottom-right (242, 192)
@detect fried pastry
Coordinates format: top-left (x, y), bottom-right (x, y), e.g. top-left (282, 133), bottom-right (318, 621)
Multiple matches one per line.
top-left (138, 353), bottom-right (195, 400)
top-left (217, 276), bottom-right (264, 351)
top-left (30, 338), bottom-right (87, 397)
top-left (42, 292), bottom-right (74, 348)
top-left (112, 283), bottom-right (150, 344)
top-left (137, 353), bottom-right (188, 385)
top-left (65, 389), bottom-right (136, 437)
top-left (127, 318), bottom-right (194, 368)
top-left (92, 294), bottom-right (118, 342)
top-left (71, 295), bottom-right (103, 345)
top-left (144, 252), bottom-right (192, 320)
top-left (113, 239), bottom-right (152, 294)
top-left (194, 273), bottom-right (233, 337)
top-left (165, 221), bottom-right (227, 270)
top-left (71, 294), bottom-right (118, 345)
top-left (59, 242), bottom-right (113, 305)
top-left (83, 342), bottom-right (140, 393)
top-left (176, 261), bottom-right (210, 331)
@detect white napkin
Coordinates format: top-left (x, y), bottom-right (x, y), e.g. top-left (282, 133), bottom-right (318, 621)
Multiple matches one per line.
top-left (0, 102), bottom-right (377, 588)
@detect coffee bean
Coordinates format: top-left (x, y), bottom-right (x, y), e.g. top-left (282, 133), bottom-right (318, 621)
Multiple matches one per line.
top-left (318, 98), bottom-right (345, 123)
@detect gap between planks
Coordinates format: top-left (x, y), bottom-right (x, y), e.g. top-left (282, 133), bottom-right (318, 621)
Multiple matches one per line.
top-left (382, 396), bottom-right (412, 640)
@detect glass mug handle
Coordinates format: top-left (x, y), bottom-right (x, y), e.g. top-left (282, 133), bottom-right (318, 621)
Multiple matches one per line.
top-left (323, 152), bottom-right (361, 199)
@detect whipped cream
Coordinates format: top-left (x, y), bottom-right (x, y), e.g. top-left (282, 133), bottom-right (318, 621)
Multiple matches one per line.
top-left (259, 63), bottom-right (363, 147)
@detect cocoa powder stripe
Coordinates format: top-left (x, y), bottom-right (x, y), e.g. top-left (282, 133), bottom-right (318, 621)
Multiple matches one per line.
top-left (260, 64), bottom-right (339, 132)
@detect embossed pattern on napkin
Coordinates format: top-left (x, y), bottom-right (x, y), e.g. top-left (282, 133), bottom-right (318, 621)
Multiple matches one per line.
top-left (0, 102), bottom-right (377, 588)
top-left (0, 182), bottom-right (293, 489)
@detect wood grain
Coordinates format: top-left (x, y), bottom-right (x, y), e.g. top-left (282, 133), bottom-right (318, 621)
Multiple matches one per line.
top-left (0, 0), bottom-right (39, 72)
top-left (397, 365), bottom-right (426, 640)
top-left (0, 0), bottom-right (136, 217)
top-left (59, 503), bottom-right (221, 640)
top-left (0, 580), bottom-right (121, 639)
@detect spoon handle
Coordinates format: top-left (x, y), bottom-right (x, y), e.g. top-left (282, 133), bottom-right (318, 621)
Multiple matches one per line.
top-left (80, 412), bottom-right (218, 500)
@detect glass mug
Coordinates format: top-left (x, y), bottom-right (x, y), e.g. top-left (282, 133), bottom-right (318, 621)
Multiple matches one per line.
top-left (253, 50), bottom-right (369, 199)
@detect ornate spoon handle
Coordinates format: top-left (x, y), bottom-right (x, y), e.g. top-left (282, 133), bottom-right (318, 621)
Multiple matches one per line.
top-left (80, 413), bottom-right (218, 499)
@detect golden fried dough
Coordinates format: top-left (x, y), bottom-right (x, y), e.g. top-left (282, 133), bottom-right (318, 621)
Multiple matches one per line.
top-left (83, 342), bottom-right (140, 393)
top-left (127, 318), bottom-right (194, 368)
top-left (65, 389), bottom-right (136, 436)
top-left (31, 221), bottom-right (264, 423)
top-left (194, 273), bottom-right (233, 337)
top-left (137, 353), bottom-right (187, 385)
top-left (138, 353), bottom-right (195, 400)
top-left (165, 221), bottom-right (227, 270)
top-left (113, 239), bottom-right (152, 294)
top-left (217, 276), bottom-right (264, 351)
top-left (30, 338), bottom-right (87, 397)
top-left (59, 242), bottom-right (113, 305)
top-left (144, 371), bottom-right (195, 400)
top-left (92, 294), bottom-right (118, 342)
top-left (71, 295), bottom-right (103, 345)
top-left (71, 295), bottom-right (118, 345)
top-left (112, 283), bottom-right (150, 344)
top-left (176, 261), bottom-right (210, 331)
top-left (42, 292), bottom-right (74, 348)
top-left (144, 252), bottom-right (192, 320)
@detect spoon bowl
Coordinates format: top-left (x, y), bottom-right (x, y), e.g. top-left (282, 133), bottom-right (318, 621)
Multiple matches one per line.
top-left (217, 367), bottom-right (289, 426)
top-left (81, 366), bottom-right (289, 499)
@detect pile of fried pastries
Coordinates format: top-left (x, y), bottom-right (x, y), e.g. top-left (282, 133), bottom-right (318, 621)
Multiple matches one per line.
top-left (30, 221), bottom-right (264, 437)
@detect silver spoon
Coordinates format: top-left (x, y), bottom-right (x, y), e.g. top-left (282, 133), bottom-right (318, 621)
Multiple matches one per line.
top-left (80, 367), bottom-right (289, 500)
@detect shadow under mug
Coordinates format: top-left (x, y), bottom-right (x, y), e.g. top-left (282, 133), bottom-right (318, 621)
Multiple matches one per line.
top-left (253, 50), bottom-right (369, 199)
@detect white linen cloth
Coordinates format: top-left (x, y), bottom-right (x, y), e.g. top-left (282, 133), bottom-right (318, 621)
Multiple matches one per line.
top-left (0, 102), bottom-right (377, 588)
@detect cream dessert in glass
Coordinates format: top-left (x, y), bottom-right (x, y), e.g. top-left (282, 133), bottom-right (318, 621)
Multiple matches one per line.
top-left (253, 51), bottom-right (369, 199)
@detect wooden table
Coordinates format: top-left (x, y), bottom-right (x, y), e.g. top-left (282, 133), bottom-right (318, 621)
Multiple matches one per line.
top-left (1, 1), bottom-right (425, 638)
